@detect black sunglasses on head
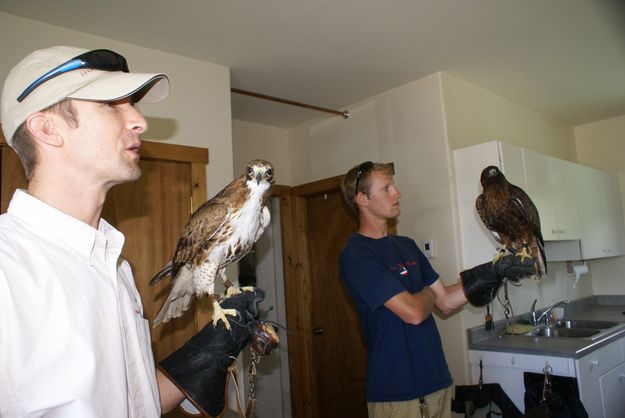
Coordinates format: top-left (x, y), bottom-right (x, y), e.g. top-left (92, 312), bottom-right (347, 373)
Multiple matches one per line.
top-left (354, 161), bottom-right (374, 193)
top-left (354, 161), bottom-right (396, 194)
top-left (17, 49), bottom-right (129, 103)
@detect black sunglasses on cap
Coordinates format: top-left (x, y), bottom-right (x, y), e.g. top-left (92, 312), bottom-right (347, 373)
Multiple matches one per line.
top-left (354, 161), bottom-right (395, 193)
top-left (17, 49), bottom-right (129, 103)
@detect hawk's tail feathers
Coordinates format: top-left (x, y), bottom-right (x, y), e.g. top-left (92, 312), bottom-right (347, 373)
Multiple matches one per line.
top-left (149, 262), bottom-right (173, 286)
top-left (153, 291), bottom-right (194, 327)
top-left (152, 266), bottom-right (195, 328)
top-left (536, 239), bottom-right (547, 279)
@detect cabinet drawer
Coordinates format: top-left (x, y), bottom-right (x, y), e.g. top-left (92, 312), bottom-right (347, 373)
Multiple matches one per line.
top-left (578, 340), bottom-right (624, 377)
top-left (469, 350), bottom-right (576, 376)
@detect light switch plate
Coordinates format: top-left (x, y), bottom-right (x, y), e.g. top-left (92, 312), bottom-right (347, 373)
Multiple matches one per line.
top-left (422, 239), bottom-right (435, 258)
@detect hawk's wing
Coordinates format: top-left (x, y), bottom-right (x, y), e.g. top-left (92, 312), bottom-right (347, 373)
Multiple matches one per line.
top-left (476, 193), bottom-right (504, 245)
top-left (170, 201), bottom-right (231, 276)
top-left (508, 184), bottom-right (546, 278)
top-left (149, 201), bottom-right (231, 325)
top-left (508, 184), bottom-right (542, 239)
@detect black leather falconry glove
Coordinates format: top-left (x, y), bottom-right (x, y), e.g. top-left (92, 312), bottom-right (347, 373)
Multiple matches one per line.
top-left (158, 288), bottom-right (277, 417)
top-left (460, 255), bottom-right (536, 306)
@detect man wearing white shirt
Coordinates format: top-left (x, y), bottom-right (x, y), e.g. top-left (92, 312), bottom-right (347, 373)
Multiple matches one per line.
top-left (0, 46), bottom-right (263, 417)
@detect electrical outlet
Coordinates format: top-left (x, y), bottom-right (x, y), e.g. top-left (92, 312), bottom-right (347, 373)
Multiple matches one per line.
top-left (422, 239), bottom-right (435, 258)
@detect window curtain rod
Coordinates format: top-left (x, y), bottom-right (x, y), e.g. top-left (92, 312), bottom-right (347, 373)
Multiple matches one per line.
top-left (231, 87), bottom-right (350, 119)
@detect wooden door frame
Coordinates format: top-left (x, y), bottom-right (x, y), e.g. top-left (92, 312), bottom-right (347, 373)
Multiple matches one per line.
top-left (275, 176), bottom-right (343, 418)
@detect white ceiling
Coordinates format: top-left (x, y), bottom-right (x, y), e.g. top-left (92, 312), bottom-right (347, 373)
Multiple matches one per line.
top-left (2, 0), bottom-right (624, 128)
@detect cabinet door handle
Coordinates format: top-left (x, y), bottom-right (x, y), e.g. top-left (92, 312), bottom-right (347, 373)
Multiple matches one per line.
top-left (590, 358), bottom-right (599, 369)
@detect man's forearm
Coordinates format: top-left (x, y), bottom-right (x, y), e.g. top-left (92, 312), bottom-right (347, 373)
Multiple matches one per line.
top-left (157, 368), bottom-right (185, 413)
top-left (407, 287), bottom-right (436, 324)
top-left (434, 282), bottom-right (468, 314)
top-left (384, 287), bottom-right (437, 325)
top-left (416, 286), bottom-right (436, 310)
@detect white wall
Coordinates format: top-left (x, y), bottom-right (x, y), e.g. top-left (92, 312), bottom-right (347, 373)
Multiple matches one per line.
top-left (0, 12), bottom-right (234, 197)
top-left (574, 115), bottom-right (625, 295)
top-left (441, 73), bottom-right (577, 161)
top-left (232, 120), bottom-right (291, 184)
top-left (575, 114), bottom-right (625, 174)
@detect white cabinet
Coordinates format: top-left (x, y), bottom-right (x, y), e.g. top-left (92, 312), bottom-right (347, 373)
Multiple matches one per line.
top-left (454, 140), bottom-right (525, 269)
top-left (576, 165), bottom-right (625, 259)
top-left (599, 363), bottom-right (625, 418)
top-left (455, 140), bottom-right (625, 262)
top-left (471, 337), bottom-right (625, 417)
top-left (576, 338), bottom-right (625, 418)
top-left (524, 149), bottom-right (580, 241)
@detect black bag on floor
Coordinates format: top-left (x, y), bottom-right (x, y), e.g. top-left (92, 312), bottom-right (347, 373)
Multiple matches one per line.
top-left (452, 361), bottom-right (522, 418)
top-left (523, 371), bottom-right (588, 418)
top-left (452, 383), bottom-right (523, 417)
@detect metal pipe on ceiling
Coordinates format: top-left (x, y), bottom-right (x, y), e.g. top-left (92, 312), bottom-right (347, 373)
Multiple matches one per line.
top-left (231, 87), bottom-right (350, 119)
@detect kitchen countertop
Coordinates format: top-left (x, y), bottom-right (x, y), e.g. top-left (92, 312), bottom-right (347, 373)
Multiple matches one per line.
top-left (468, 295), bottom-right (625, 359)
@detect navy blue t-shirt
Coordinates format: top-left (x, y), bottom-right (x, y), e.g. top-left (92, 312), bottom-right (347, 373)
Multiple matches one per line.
top-left (339, 233), bottom-right (452, 402)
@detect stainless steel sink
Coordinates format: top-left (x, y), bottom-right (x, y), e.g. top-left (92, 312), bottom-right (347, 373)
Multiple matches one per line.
top-left (552, 319), bottom-right (618, 330)
top-left (527, 326), bottom-right (601, 338)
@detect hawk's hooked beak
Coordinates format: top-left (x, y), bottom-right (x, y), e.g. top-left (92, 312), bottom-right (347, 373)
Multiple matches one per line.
top-left (256, 172), bottom-right (262, 185)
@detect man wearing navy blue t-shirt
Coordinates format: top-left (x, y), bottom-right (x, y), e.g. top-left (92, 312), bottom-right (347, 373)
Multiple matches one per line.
top-left (339, 161), bottom-right (535, 418)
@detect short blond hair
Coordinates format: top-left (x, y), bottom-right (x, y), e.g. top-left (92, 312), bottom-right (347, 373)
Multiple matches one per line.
top-left (341, 161), bottom-right (394, 213)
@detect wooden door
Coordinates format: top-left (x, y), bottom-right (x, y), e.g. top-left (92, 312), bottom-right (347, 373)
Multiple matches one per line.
top-left (0, 144), bottom-right (27, 212)
top-left (1, 136), bottom-right (208, 418)
top-left (282, 176), bottom-right (397, 418)
top-left (307, 188), bottom-right (368, 418)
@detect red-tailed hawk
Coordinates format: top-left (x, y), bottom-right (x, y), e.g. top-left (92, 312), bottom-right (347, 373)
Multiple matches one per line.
top-left (150, 159), bottom-right (274, 329)
top-left (476, 165), bottom-right (546, 279)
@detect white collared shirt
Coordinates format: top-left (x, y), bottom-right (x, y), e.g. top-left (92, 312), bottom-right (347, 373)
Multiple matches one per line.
top-left (0, 190), bottom-right (160, 417)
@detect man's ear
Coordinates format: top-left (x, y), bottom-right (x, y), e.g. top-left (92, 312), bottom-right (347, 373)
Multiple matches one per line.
top-left (355, 191), bottom-right (369, 208)
top-left (25, 112), bottom-right (64, 147)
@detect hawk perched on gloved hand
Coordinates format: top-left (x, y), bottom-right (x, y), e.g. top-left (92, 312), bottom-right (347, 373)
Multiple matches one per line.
top-left (476, 165), bottom-right (546, 279)
top-left (150, 159), bottom-right (274, 329)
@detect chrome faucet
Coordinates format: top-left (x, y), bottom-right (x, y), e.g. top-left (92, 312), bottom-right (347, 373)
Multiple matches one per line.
top-left (531, 299), bottom-right (569, 325)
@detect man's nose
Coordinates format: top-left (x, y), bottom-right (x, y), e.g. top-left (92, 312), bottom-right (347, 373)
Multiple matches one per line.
top-left (123, 104), bottom-right (148, 134)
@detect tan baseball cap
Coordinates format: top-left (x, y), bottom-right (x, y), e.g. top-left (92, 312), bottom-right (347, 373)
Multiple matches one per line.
top-left (1, 46), bottom-right (170, 147)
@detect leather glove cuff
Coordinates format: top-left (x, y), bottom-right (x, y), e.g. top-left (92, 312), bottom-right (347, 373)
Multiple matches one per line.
top-left (460, 255), bottom-right (536, 307)
top-left (460, 262), bottom-right (501, 307)
top-left (159, 288), bottom-right (265, 417)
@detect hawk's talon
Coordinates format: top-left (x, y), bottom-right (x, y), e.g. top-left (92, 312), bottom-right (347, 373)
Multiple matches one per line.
top-left (211, 300), bottom-right (237, 330)
top-left (224, 285), bottom-right (255, 298)
top-left (516, 244), bottom-right (533, 262)
top-left (492, 247), bottom-right (507, 264)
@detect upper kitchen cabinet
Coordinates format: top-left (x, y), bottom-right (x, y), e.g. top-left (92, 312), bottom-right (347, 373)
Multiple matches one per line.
top-left (576, 165), bottom-right (625, 259)
top-left (454, 140), bottom-right (525, 269)
top-left (455, 140), bottom-right (625, 266)
top-left (523, 149), bottom-right (580, 241)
